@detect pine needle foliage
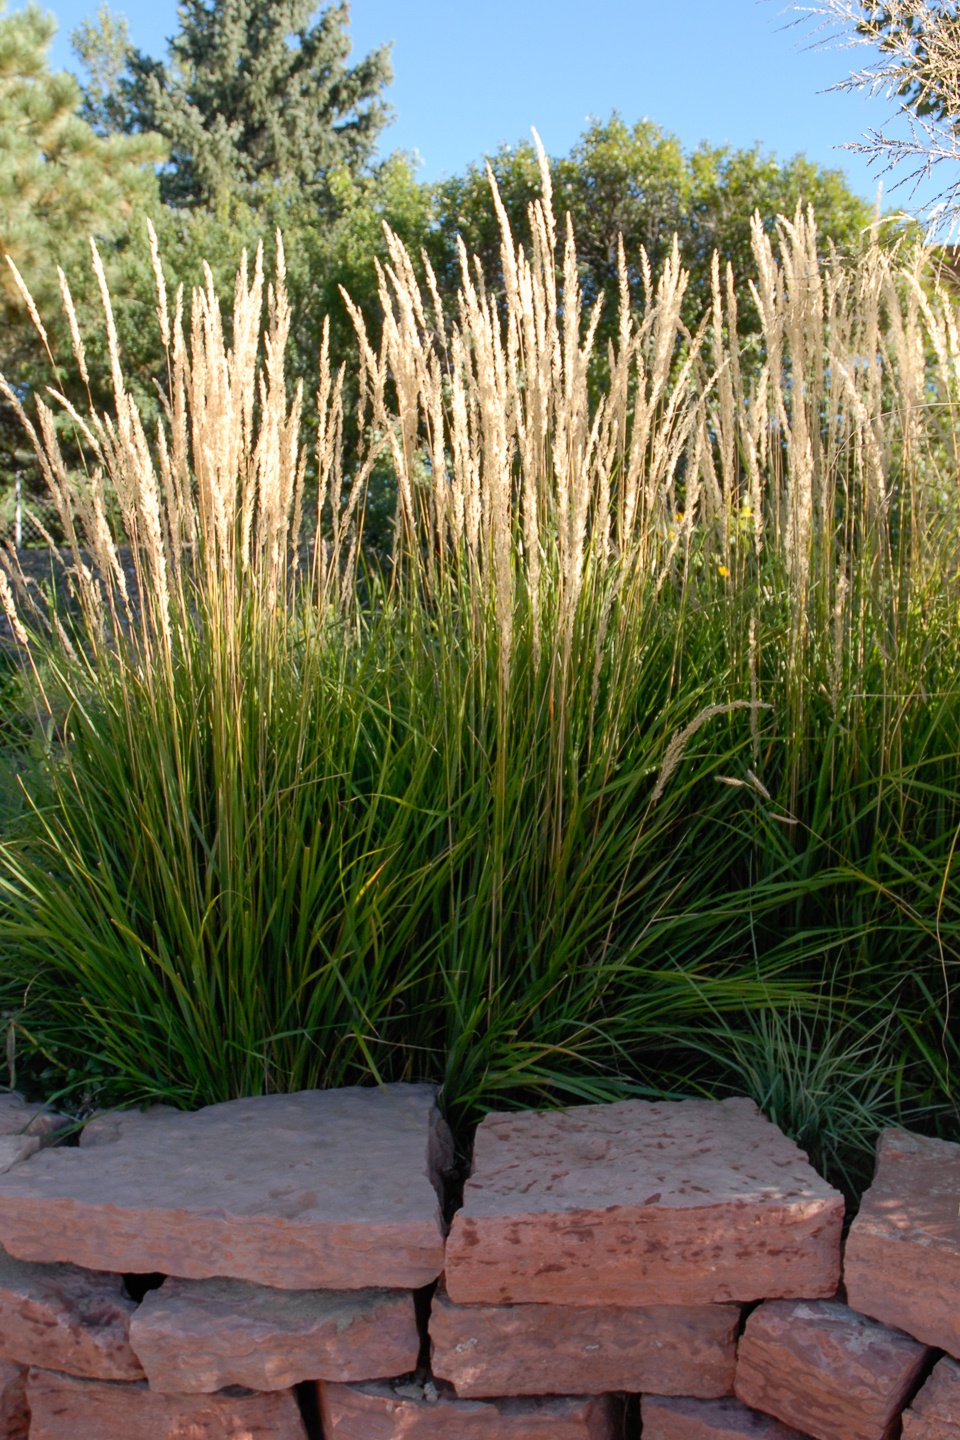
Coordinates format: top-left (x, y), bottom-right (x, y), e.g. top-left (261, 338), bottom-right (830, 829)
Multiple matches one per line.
top-left (0, 1), bottom-right (163, 474)
top-left (0, 2), bottom-right (162, 307)
top-left (88, 0), bottom-right (393, 207)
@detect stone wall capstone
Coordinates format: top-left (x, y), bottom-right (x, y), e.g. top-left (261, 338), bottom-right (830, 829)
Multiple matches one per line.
top-left (0, 1087), bottom-right (951, 1439)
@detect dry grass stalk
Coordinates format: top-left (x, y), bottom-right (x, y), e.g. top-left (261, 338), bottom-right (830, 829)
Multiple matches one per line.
top-left (651, 702), bottom-right (770, 806)
top-left (0, 150), bottom-right (957, 779)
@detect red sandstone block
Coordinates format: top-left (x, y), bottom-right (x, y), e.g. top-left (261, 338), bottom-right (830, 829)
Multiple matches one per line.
top-left (735, 1298), bottom-right (929, 1440)
top-left (0, 1361), bottom-right (28, 1440)
top-left (318, 1380), bottom-right (620, 1438)
top-left (430, 1287), bottom-right (738, 1397)
top-left (130, 1275), bottom-right (419, 1392)
top-left (902, 1358), bottom-right (960, 1439)
top-left (0, 1085), bottom-right (451, 1290)
top-left (844, 1127), bottom-right (960, 1357)
top-left (445, 1098), bottom-right (843, 1306)
top-left (26, 1367), bottom-right (308, 1439)
top-left (0, 1247), bottom-right (142, 1380)
top-left (642, 1394), bottom-right (812, 1439)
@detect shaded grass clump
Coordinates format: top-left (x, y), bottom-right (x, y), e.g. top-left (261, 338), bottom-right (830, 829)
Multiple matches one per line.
top-left (0, 147), bottom-right (957, 1183)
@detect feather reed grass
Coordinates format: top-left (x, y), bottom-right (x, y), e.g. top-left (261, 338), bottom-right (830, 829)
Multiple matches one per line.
top-left (0, 155), bottom-right (957, 1167)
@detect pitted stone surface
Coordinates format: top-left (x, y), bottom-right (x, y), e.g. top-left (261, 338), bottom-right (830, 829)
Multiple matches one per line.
top-left (0, 1139), bottom-right (37, 1176)
top-left (318, 1380), bottom-right (619, 1438)
top-left (642, 1395), bottom-right (812, 1439)
top-left (0, 1360), bottom-right (28, 1440)
top-left (430, 1288), bottom-right (738, 1397)
top-left (0, 1095), bottom-right (66, 1146)
top-left (78, 1105), bottom-right (180, 1147)
top-left (444, 1098), bottom-right (843, 1305)
top-left (27, 1368), bottom-right (308, 1439)
top-left (0, 1094), bottom-right (68, 1173)
top-left (0, 1247), bottom-right (141, 1380)
top-left (0, 1085), bottom-right (451, 1289)
top-left (734, 1298), bottom-right (929, 1440)
top-left (130, 1276), bottom-right (419, 1392)
top-left (845, 1127), bottom-right (960, 1357)
top-left (902, 1358), bottom-right (960, 1439)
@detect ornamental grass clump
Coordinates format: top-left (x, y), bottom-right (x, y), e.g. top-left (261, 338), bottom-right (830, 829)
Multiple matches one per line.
top-left (0, 144), bottom-right (956, 1151)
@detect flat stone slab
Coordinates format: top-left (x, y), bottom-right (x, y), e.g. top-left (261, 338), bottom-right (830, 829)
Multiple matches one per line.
top-left (844, 1127), bottom-right (960, 1357)
top-left (735, 1299), bottom-right (929, 1440)
top-left (642, 1396), bottom-right (812, 1439)
top-left (902, 1357), bottom-right (960, 1439)
top-left (430, 1289), bottom-right (738, 1397)
top-left (27, 1368), bottom-right (308, 1440)
top-left (318, 1380), bottom-right (620, 1438)
top-left (0, 1085), bottom-right (451, 1289)
top-left (130, 1276), bottom-right (419, 1392)
top-left (444, 1098), bottom-right (843, 1305)
top-left (0, 1360), bottom-right (27, 1440)
top-left (0, 1246), bottom-right (141, 1380)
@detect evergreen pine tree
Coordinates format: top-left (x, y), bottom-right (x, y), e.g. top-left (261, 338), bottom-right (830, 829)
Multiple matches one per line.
top-left (0, 3), bottom-right (162, 318)
top-left (90, 0), bottom-right (393, 207)
top-left (0, 1), bottom-right (163, 484)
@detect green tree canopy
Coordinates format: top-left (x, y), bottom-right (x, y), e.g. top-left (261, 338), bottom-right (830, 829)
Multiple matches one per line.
top-left (71, 2), bottom-right (134, 135)
top-left (60, 2), bottom-right (428, 548)
top-left (426, 115), bottom-right (878, 343)
top-left (0, 1), bottom-right (163, 479)
top-left (0, 1), bottom-right (162, 317)
top-left (78, 0), bottom-right (393, 207)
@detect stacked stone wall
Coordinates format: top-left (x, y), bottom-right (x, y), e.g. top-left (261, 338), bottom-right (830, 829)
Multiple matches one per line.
top-left (0, 1087), bottom-right (952, 1437)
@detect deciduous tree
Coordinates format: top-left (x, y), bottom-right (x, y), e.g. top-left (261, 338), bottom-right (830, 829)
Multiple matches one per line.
top-left (426, 115), bottom-right (875, 346)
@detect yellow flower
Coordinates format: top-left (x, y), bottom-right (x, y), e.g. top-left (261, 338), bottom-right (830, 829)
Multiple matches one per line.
top-left (717, 563), bottom-right (730, 579)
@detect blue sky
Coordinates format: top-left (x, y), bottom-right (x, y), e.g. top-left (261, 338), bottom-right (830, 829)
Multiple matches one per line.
top-left (21, 0), bottom-right (943, 221)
